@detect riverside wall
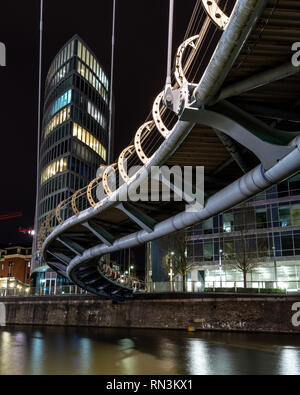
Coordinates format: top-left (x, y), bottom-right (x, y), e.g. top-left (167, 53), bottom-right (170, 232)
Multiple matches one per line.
top-left (1, 293), bottom-right (300, 334)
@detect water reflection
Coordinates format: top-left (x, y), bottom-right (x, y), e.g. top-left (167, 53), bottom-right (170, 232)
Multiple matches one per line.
top-left (0, 326), bottom-right (299, 375)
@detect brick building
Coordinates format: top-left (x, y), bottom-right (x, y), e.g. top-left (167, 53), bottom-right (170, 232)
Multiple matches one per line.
top-left (0, 246), bottom-right (31, 287)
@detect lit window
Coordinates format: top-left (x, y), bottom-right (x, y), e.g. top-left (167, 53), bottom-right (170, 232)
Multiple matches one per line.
top-left (82, 129), bottom-right (86, 144)
top-left (76, 51), bottom-right (108, 104)
top-left (291, 204), bottom-right (300, 226)
top-left (86, 50), bottom-right (90, 68)
top-left (82, 45), bottom-right (86, 63)
top-left (73, 123), bottom-right (78, 137)
top-left (44, 105), bottom-right (71, 138)
top-left (50, 90), bottom-right (72, 117)
top-left (77, 41), bottom-right (82, 58)
top-left (41, 157), bottom-right (68, 184)
top-left (223, 213), bottom-right (234, 233)
top-left (73, 123), bottom-right (106, 161)
top-left (87, 101), bottom-right (107, 129)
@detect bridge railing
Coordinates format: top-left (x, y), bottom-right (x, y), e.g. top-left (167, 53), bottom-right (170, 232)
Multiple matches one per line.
top-left (0, 280), bottom-right (299, 298)
top-left (0, 285), bottom-right (88, 298)
top-left (144, 280), bottom-right (300, 294)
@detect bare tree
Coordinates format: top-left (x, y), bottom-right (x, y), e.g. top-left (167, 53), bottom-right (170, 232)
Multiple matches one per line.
top-left (161, 229), bottom-right (194, 291)
top-left (226, 203), bottom-right (267, 288)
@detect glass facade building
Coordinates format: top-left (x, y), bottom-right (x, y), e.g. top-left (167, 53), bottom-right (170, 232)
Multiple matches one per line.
top-left (147, 175), bottom-right (300, 292)
top-left (32, 36), bottom-right (110, 286)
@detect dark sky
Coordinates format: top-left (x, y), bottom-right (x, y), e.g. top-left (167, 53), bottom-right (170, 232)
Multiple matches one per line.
top-left (0, 0), bottom-right (195, 245)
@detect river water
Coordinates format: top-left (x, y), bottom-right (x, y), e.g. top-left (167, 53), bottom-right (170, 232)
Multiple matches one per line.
top-left (0, 326), bottom-right (299, 375)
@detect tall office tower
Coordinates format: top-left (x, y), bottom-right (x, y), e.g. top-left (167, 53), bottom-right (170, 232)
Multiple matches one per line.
top-left (31, 35), bottom-right (110, 288)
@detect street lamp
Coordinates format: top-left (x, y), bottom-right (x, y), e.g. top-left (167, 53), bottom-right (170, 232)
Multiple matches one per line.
top-left (219, 249), bottom-right (223, 288)
top-left (169, 251), bottom-right (174, 291)
top-left (129, 265), bottom-right (134, 283)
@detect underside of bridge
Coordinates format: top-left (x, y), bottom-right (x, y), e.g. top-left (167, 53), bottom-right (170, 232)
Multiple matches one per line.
top-left (40, 0), bottom-right (300, 301)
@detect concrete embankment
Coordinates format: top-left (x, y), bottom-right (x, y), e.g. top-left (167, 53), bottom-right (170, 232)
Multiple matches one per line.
top-left (1, 293), bottom-right (300, 334)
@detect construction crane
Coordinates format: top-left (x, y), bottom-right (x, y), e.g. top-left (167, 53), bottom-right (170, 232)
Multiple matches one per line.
top-left (0, 212), bottom-right (23, 221)
top-left (19, 227), bottom-right (35, 236)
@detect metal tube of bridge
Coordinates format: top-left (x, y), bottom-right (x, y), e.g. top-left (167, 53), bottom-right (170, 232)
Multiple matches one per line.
top-left (214, 62), bottom-right (300, 104)
top-left (193, 0), bottom-right (268, 105)
top-left (33, 0), bottom-right (44, 261)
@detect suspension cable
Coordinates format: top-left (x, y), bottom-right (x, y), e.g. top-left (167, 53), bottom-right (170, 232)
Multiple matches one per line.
top-left (108, 0), bottom-right (116, 165)
top-left (33, 0), bottom-right (44, 261)
top-left (166, 0), bottom-right (175, 87)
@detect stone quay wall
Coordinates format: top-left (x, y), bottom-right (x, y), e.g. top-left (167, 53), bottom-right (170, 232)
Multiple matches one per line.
top-left (1, 293), bottom-right (300, 334)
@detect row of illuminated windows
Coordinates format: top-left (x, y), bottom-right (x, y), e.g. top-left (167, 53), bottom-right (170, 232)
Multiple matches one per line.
top-left (41, 135), bottom-right (101, 183)
top-left (187, 234), bottom-right (300, 261)
top-left (88, 101), bottom-right (107, 129)
top-left (77, 40), bottom-right (109, 91)
top-left (41, 138), bottom-right (71, 170)
top-left (42, 105), bottom-right (107, 154)
top-left (44, 75), bottom-right (73, 118)
top-left (46, 40), bottom-right (75, 88)
top-left (44, 106), bottom-right (71, 139)
top-left (46, 71), bottom-right (108, 123)
top-left (73, 104), bottom-right (107, 143)
top-left (77, 60), bottom-right (108, 104)
top-left (73, 123), bottom-right (106, 162)
top-left (41, 157), bottom-right (68, 184)
top-left (50, 90), bottom-right (72, 118)
top-left (187, 237), bottom-right (269, 262)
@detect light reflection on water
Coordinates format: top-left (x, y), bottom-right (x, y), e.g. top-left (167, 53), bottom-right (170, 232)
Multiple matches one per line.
top-left (0, 326), bottom-right (299, 375)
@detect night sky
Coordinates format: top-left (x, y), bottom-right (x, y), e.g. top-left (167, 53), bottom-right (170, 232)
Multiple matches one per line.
top-left (0, 0), bottom-right (195, 245)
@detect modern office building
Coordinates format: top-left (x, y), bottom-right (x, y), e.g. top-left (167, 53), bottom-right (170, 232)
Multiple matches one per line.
top-left (31, 35), bottom-right (110, 287)
top-left (147, 174), bottom-right (300, 292)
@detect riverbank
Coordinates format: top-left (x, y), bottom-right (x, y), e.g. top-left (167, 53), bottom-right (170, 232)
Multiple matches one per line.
top-left (1, 293), bottom-right (300, 334)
